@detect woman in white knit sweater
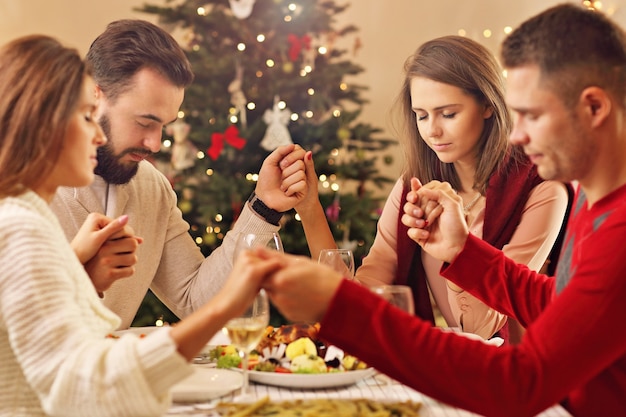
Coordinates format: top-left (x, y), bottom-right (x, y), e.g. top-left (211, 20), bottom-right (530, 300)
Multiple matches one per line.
top-left (0, 35), bottom-right (281, 417)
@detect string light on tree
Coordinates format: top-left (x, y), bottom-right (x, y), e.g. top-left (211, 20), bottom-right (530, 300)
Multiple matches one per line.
top-left (138, 0), bottom-right (396, 278)
top-left (582, 0), bottom-right (602, 10)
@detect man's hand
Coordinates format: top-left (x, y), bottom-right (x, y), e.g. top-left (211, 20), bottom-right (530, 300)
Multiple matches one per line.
top-left (259, 249), bottom-right (343, 323)
top-left (255, 144), bottom-right (307, 212)
top-left (72, 213), bottom-right (143, 294)
top-left (401, 178), bottom-right (469, 263)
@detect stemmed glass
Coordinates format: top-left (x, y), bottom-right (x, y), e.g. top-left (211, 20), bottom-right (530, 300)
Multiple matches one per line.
top-left (223, 289), bottom-right (270, 400)
top-left (318, 248), bottom-right (355, 279)
top-left (227, 232), bottom-right (280, 400)
top-left (369, 285), bottom-right (414, 386)
top-left (369, 285), bottom-right (415, 314)
top-left (233, 232), bottom-right (284, 259)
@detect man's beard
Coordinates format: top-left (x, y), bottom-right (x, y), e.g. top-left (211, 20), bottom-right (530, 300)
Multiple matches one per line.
top-left (94, 114), bottom-right (150, 185)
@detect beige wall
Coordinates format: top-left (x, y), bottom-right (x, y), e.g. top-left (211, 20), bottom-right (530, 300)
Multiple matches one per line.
top-left (2, 0), bottom-right (625, 190)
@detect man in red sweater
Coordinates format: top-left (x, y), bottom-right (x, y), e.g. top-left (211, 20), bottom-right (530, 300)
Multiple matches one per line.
top-left (257, 4), bottom-right (626, 416)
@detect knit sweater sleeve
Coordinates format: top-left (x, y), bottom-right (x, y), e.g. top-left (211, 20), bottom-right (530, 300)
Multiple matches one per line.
top-left (355, 179), bottom-right (403, 286)
top-left (0, 196), bottom-right (192, 416)
top-left (148, 162), bottom-right (280, 319)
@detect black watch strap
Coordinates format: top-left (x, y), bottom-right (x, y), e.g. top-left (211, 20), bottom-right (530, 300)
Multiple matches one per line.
top-left (247, 192), bottom-right (283, 226)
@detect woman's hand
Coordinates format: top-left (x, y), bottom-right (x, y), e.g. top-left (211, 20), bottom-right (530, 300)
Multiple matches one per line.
top-left (402, 178), bottom-right (469, 263)
top-left (294, 150), bottom-right (321, 216)
top-left (72, 213), bottom-right (143, 293)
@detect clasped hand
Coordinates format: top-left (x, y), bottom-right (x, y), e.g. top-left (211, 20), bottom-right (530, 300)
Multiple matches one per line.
top-left (72, 213), bottom-right (143, 294)
top-left (401, 178), bottom-right (470, 263)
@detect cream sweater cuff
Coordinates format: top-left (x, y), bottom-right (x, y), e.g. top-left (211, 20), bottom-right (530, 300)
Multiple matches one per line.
top-left (137, 327), bottom-right (193, 397)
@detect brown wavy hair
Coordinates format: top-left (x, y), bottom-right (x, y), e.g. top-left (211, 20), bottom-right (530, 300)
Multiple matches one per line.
top-left (393, 35), bottom-right (523, 193)
top-left (0, 35), bottom-right (89, 198)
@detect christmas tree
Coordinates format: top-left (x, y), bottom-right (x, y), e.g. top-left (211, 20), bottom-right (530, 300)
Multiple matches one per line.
top-left (132, 0), bottom-right (396, 326)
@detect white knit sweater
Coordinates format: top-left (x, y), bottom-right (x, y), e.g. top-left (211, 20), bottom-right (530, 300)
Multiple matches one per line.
top-left (0, 191), bottom-right (192, 416)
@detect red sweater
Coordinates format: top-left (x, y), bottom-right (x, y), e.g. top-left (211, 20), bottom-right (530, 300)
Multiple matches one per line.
top-left (320, 185), bottom-right (626, 416)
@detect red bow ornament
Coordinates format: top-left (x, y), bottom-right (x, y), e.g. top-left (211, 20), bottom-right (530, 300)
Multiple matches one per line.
top-left (208, 125), bottom-right (246, 160)
top-left (287, 34), bottom-right (311, 62)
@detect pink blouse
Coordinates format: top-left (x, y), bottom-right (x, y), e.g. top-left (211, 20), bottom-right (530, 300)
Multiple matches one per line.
top-left (357, 178), bottom-right (569, 339)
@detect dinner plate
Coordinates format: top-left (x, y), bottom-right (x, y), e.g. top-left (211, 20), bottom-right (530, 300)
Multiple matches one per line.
top-left (247, 367), bottom-right (376, 389)
top-left (171, 367), bottom-right (243, 403)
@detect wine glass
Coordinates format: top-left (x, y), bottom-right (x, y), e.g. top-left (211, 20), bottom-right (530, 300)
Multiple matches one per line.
top-left (370, 285), bottom-right (415, 314)
top-left (369, 285), bottom-right (414, 386)
top-left (223, 289), bottom-right (270, 400)
top-left (233, 232), bottom-right (284, 261)
top-left (318, 248), bottom-right (355, 279)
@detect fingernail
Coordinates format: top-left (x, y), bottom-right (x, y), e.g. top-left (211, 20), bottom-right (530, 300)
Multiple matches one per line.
top-left (118, 214), bottom-right (129, 224)
top-left (424, 220), bottom-right (429, 226)
top-left (307, 152), bottom-right (312, 161)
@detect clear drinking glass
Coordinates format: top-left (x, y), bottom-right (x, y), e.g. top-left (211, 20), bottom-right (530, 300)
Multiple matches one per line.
top-left (233, 232), bottom-right (284, 260)
top-left (317, 248), bottom-right (355, 279)
top-left (369, 284), bottom-right (415, 386)
top-left (223, 289), bottom-right (270, 400)
top-left (370, 285), bottom-right (415, 314)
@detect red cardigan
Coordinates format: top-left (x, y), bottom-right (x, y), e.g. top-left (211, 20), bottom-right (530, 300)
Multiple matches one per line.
top-left (320, 182), bottom-right (626, 415)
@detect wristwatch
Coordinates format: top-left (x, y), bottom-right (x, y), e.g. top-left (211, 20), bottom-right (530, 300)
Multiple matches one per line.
top-left (247, 192), bottom-right (284, 225)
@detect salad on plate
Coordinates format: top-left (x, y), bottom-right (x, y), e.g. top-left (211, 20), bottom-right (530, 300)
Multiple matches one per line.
top-left (209, 322), bottom-right (368, 375)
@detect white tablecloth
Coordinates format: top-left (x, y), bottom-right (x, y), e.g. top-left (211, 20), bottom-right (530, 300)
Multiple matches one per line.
top-left (165, 370), bottom-right (572, 417)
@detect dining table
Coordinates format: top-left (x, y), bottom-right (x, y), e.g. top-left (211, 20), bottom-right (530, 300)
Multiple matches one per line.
top-left (164, 365), bottom-right (573, 417)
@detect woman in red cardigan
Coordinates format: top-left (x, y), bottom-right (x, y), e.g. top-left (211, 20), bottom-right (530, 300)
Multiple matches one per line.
top-left (296, 35), bottom-right (570, 344)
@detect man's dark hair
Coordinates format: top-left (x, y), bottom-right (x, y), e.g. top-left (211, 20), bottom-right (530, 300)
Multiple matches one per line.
top-left (86, 19), bottom-right (194, 101)
top-left (501, 3), bottom-right (626, 107)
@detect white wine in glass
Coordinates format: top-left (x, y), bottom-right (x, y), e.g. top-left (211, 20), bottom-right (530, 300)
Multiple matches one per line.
top-left (223, 289), bottom-right (270, 399)
top-left (318, 248), bottom-right (355, 279)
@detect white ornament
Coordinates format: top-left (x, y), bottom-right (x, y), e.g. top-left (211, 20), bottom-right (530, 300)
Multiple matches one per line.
top-left (260, 96), bottom-right (293, 151)
top-left (229, 0), bottom-right (256, 19)
top-left (165, 119), bottom-right (197, 171)
top-left (228, 63), bottom-right (247, 129)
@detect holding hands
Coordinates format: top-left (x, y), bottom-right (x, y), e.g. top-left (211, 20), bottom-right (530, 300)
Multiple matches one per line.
top-left (256, 144), bottom-right (308, 212)
top-left (401, 178), bottom-right (469, 263)
top-left (71, 213), bottom-right (143, 294)
top-left (241, 249), bottom-right (345, 323)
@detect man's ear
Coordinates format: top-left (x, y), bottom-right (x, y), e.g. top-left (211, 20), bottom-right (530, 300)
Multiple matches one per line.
top-left (580, 86), bottom-right (611, 128)
top-left (94, 84), bottom-right (103, 101)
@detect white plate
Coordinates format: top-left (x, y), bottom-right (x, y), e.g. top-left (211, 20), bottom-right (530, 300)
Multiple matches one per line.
top-left (171, 367), bottom-right (242, 403)
top-left (247, 368), bottom-right (376, 389)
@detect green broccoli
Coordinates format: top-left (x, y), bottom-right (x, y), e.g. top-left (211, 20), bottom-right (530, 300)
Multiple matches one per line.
top-left (216, 353), bottom-right (241, 369)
